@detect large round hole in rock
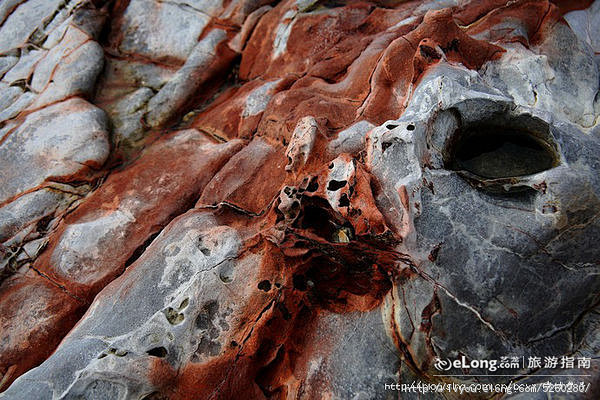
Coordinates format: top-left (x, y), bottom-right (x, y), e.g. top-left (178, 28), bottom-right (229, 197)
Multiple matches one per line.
top-left (450, 125), bottom-right (558, 179)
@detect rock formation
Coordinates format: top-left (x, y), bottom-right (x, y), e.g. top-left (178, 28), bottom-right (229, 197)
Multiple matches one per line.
top-left (0, 0), bottom-right (599, 399)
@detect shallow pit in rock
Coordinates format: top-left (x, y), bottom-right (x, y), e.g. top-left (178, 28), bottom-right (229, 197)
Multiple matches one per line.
top-left (449, 125), bottom-right (559, 179)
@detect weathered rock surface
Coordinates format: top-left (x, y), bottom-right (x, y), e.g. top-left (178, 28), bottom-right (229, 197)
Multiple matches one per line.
top-left (0, 0), bottom-right (599, 399)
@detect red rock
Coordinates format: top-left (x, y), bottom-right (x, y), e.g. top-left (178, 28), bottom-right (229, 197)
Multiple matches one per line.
top-left (198, 137), bottom-right (288, 214)
top-left (192, 78), bottom-right (287, 141)
top-left (0, 274), bottom-right (83, 391)
top-left (34, 130), bottom-right (242, 298)
top-left (0, 129), bottom-right (242, 387)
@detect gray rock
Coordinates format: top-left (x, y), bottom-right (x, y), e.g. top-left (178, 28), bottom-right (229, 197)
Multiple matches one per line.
top-left (1, 48), bottom-right (45, 84)
top-left (565, 1), bottom-right (600, 64)
top-left (104, 87), bottom-right (155, 145)
top-left (0, 55), bottom-right (17, 77)
top-left (0, 188), bottom-right (75, 242)
top-left (299, 310), bottom-right (402, 400)
top-left (101, 57), bottom-right (174, 92)
top-left (242, 79), bottom-right (281, 117)
top-left (0, 0), bottom-right (63, 54)
top-left (0, 90), bottom-right (35, 121)
top-left (1, 210), bottom-right (252, 399)
top-left (0, 98), bottom-right (110, 205)
top-left (30, 40), bottom-right (104, 109)
top-left (117, 0), bottom-right (212, 62)
top-left (0, 84), bottom-right (23, 112)
top-left (329, 120), bottom-right (375, 157)
top-left (482, 24), bottom-right (599, 128)
top-left (28, 25), bottom-right (104, 109)
top-left (145, 28), bottom-right (228, 127)
top-left (366, 59), bottom-right (600, 387)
